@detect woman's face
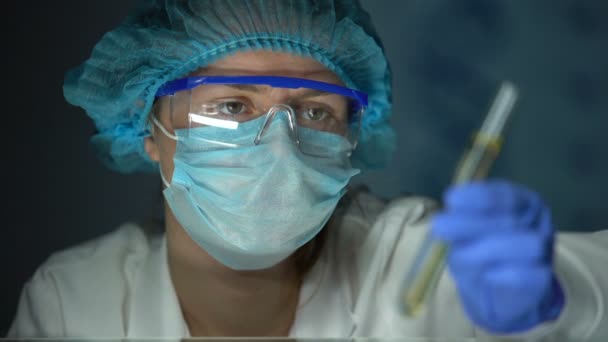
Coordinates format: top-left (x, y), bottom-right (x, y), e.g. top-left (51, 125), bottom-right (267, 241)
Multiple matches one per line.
top-left (144, 50), bottom-right (345, 183)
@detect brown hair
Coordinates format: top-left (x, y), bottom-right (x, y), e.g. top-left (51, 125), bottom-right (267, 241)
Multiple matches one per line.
top-left (293, 223), bottom-right (329, 276)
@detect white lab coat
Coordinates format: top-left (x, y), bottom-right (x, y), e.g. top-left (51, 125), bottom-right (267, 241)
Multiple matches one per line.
top-left (7, 191), bottom-right (608, 340)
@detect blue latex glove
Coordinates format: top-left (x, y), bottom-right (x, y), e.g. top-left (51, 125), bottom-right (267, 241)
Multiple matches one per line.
top-left (431, 179), bottom-right (565, 334)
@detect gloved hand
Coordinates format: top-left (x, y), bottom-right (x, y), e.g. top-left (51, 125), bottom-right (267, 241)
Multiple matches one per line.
top-left (431, 179), bottom-right (565, 334)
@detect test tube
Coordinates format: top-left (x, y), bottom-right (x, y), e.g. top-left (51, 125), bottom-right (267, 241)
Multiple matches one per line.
top-left (399, 81), bottom-right (519, 316)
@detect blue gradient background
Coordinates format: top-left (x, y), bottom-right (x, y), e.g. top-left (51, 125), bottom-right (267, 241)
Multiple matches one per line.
top-left (353, 0), bottom-right (607, 232)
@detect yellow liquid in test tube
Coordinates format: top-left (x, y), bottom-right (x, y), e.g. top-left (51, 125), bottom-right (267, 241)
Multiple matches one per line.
top-left (399, 81), bottom-right (519, 317)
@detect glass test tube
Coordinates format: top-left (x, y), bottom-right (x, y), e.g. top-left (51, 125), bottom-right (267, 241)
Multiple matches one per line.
top-left (399, 81), bottom-right (519, 317)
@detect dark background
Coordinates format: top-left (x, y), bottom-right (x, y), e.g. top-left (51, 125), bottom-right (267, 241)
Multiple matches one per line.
top-left (3, 0), bottom-right (607, 336)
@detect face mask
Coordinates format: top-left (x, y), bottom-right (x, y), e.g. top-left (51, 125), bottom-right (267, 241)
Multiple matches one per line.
top-left (155, 114), bottom-right (360, 270)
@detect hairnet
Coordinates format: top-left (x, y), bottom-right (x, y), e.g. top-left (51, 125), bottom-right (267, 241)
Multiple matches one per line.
top-left (64, 0), bottom-right (395, 173)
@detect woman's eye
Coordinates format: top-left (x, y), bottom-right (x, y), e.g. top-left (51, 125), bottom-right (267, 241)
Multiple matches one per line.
top-left (218, 101), bottom-right (247, 115)
top-left (303, 108), bottom-right (329, 121)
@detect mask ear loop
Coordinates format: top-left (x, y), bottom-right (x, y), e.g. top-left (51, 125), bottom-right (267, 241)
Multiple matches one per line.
top-left (254, 104), bottom-right (300, 147)
top-left (150, 115), bottom-right (177, 188)
top-left (159, 169), bottom-right (171, 188)
top-left (151, 116), bottom-right (178, 141)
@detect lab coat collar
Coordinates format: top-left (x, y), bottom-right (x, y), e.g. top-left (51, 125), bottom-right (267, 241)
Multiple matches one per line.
top-left (126, 233), bottom-right (355, 338)
top-left (126, 235), bottom-right (190, 338)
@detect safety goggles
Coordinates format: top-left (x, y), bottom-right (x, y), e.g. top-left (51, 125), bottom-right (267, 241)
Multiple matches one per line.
top-left (154, 76), bottom-right (368, 151)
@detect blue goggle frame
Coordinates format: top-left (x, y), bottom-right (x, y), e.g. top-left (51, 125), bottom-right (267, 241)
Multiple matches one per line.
top-left (154, 75), bottom-right (368, 112)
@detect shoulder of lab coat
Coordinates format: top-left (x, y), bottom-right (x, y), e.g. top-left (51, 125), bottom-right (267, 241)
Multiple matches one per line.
top-left (6, 222), bottom-right (187, 338)
top-left (555, 229), bottom-right (608, 339)
top-left (469, 229), bottom-right (608, 341)
top-left (502, 229), bottom-right (608, 341)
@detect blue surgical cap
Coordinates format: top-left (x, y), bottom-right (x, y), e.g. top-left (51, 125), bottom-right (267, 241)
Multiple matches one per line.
top-left (64, 0), bottom-right (395, 173)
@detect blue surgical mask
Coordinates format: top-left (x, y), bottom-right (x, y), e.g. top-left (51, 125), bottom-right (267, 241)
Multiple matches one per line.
top-left (155, 114), bottom-right (360, 270)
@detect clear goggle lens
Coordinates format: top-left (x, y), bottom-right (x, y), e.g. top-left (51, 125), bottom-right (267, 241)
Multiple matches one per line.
top-left (165, 83), bottom-right (364, 152)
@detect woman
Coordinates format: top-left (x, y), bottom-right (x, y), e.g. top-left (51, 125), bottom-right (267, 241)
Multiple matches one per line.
top-left (8, 0), bottom-right (607, 339)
